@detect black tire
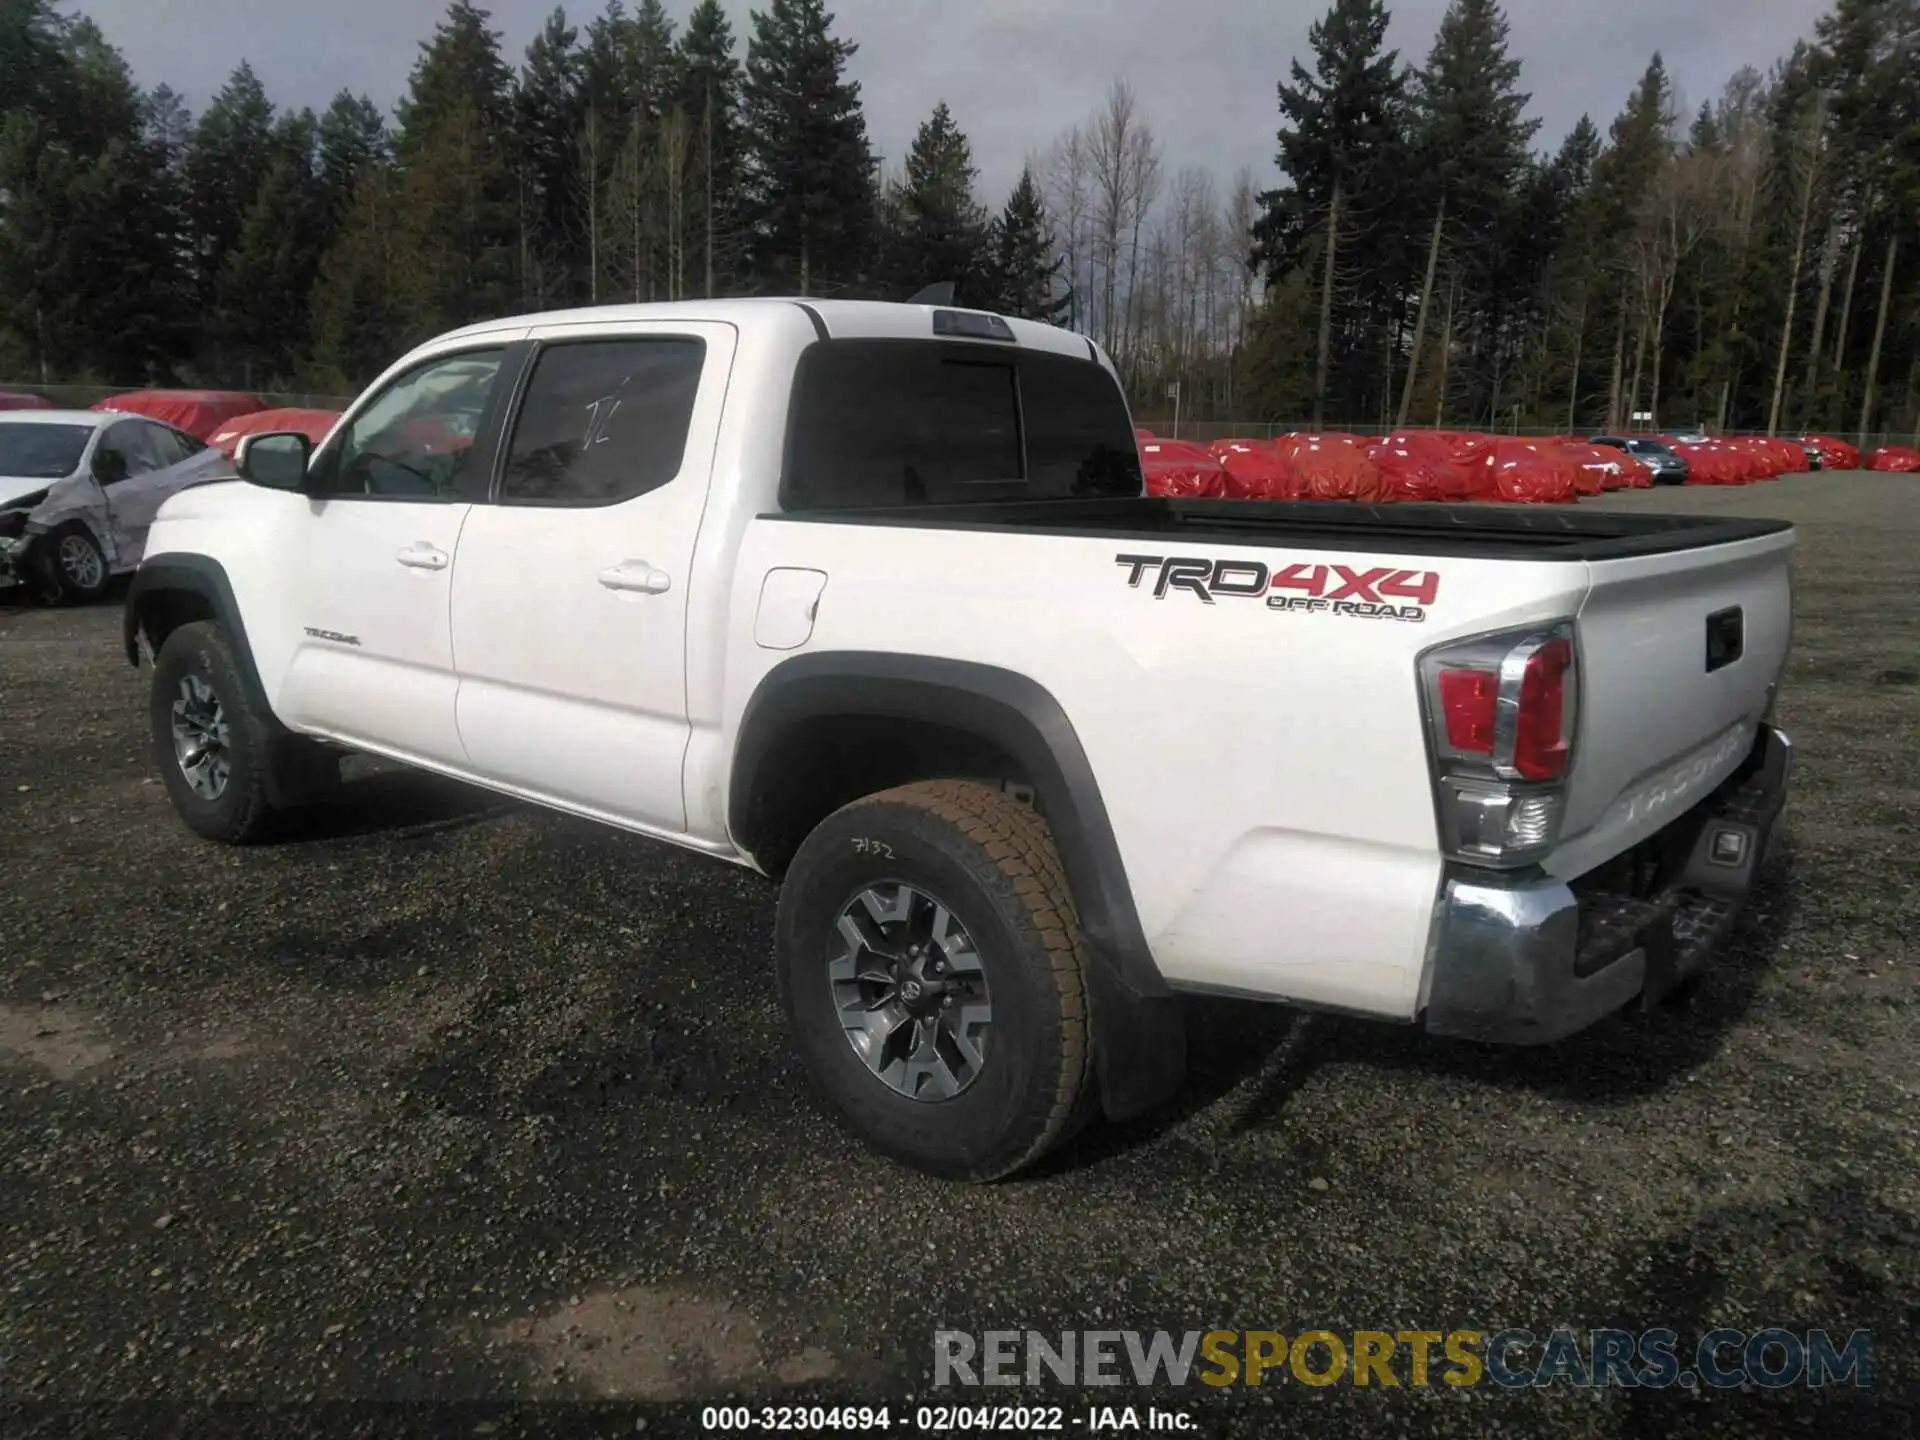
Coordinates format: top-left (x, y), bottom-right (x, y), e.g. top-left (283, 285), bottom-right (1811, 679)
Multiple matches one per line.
top-left (149, 620), bottom-right (283, 844)
top-left (47, 524), bottom-right (110, 603)
top-left (775, 779), bottom-right (1094, 1181)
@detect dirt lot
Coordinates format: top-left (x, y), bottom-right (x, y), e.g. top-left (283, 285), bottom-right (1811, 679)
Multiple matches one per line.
top-left (1, 473), bottom-right (1916, 1437)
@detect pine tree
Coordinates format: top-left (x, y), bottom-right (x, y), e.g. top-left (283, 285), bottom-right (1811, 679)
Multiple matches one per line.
top-left (1591, 54), bottom-right (1677, 427)
top-left (515, 8), bottom-right (583, 303)
top-left (675, 0), bottom-right (743, 297)
top-left (141, 85), bottom-right (198, 375)
top-left (393, 1), bottom-right (521, 331)
top-left (1251, 0), bottom-right (1406, 426)
top-left (0, 0), bottom-right (74, 125)
top-left (316, 91), bottom-right (389, 231)
top-left (888, 102), bottom-right (990, 302)
top-left (309, 165), bottom-right (413, 388)
top-left (184, 62), bottom-right (276, 322)
top-left (224, 112), bottom-right (327, 385)
top-left (0, 17), bottom-right (179, 382)
top-left (741, 0), bottom-right (877, 295)
top-left (624, 0), bottom-right (678, 116)
top-left (604, 0), bottom-right (679, 301)
top-left (984, 165), bottom-right (1070, 322)
top-left (58, 14), bottom-right (143, 156)
top-left (1398, 0), bottom-right (1539, 424)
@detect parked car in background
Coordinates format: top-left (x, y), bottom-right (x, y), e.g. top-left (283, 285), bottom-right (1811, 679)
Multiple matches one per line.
top-left (1668, 424), bottom-right (1713, 444)
top-left (1590, 434), bottom-right (1689, 484)
top-left (91, 389), bottom-right (265, 441)
top-left (0, 391), bottom-right (55, 412)
top-left (0, 410), bottom-right (232, 601)
top-left (207, 407), bottom-right (343, 459)
top-left (1798, 434), bottom-right (1861, 470)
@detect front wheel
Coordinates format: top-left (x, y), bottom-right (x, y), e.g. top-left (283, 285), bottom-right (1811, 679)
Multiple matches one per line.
top-left (775, 780), bottom-right (1094, 1181)
top-left (150, 620), bottom-right (283, 843)
top-left (49, 524), bottom-right (110, 602)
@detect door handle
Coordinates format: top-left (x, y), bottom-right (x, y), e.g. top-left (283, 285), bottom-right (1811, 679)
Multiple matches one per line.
top-left (397, 542), bottom-right (449, 571)
top-left (597, 562), bottom-right (672, 595)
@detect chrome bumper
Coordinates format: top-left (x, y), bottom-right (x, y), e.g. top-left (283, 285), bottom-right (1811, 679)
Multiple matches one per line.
top-left (1423, 724), bottom-right (1793, 1045)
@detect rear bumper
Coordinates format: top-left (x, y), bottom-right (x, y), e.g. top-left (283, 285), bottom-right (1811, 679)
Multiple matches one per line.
top-left (1422, 723), bottom-right (1792, 1045)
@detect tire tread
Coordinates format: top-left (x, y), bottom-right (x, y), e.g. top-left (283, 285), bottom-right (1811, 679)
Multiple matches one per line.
top-left (834, 779), bottom-right (1093, 1180)
top-left (153, 620), bottom-right (279, 844)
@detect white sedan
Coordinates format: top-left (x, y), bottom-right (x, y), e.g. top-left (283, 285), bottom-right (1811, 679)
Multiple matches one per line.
top-left (0, 409), bottom-right (233, 602)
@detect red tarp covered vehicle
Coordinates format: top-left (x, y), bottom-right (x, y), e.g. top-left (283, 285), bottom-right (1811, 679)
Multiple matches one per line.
top-left (1727, 436), bottom-right (1797, 479)
top-left (1140, 437), bottom-right (1228, 497)
top-left (1368, 431), bottom-right (1492, 500)
top-left (1365, 439), bottom-right (1444, 501)
top-left (1208, 438), bottom-right (1304, 499)
top-left (1802, 434), bottom-right (1860, 469)
top-left (207, 407), bottom-right (343, 459)
top-left (1667, 439), bottom-right (1749, 484)
top-left (0, 391), bottom-right (54, 411)
top-left (92, 389), bottom-right (267, 440)
top-left (1866, 446), bottom-right (1920, 473)
top-left (1771, 437), bottom-right (1812, 473)
top-left (1277, 433), bottom-right (1386, 502)
top-left (1431, 429), bottom-right (1496, 468)
top-left (1553, 441), bottom-right (1637, 494)
top-left (1482, 438), bottom-right (1579, 503)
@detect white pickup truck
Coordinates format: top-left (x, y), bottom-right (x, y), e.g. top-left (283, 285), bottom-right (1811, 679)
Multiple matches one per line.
top-left (124, 299), bottom-right (1796, 1180)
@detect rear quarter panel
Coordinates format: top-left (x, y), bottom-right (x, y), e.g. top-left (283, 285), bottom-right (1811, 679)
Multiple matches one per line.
top-left (718, 518), bottom-right (1589, 1018)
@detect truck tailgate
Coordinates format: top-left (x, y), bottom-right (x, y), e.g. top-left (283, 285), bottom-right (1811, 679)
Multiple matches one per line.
top-left (1550, 527), bottom-right (1795, 877)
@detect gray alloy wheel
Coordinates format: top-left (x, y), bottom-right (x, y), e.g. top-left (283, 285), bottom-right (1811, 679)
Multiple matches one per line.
top-left (829, 881), bottom-right (993, 1101)
top-left (170, 673), bottom-right (232, 801)
top-left (56, 531), bottom-right (105, 593)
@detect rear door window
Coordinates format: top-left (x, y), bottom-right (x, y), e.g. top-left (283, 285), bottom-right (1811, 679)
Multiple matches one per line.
top-left (498, 338), bottom-right (706, 506)
top-left (137, 421), bottom-right (193, 468)
top-left (782, 341), bottom-right (1141, 510)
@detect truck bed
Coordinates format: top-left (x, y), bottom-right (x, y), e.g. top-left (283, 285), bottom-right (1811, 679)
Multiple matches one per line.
top-left (761, 497), bottom-right (1793, 562)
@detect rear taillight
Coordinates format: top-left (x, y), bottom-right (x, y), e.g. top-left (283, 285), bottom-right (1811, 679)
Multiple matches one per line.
top-left (1419, 622), bottom-right (1580, 868)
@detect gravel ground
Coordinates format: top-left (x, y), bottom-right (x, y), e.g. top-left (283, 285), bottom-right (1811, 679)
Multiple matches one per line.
top-left (1, 472), bottom-right (1915, 1438)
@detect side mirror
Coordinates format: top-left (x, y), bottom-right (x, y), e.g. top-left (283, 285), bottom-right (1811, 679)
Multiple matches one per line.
top-left (236, 431), bottom-right (312, 491)
top-left (93, 449), bottom-right (128, 484)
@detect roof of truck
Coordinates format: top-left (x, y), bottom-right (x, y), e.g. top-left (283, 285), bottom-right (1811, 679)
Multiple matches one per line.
top-left (435, 298), bottom-right (1100, 361)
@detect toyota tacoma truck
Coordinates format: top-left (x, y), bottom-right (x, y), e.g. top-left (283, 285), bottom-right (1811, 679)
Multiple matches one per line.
top-left (122, 299), bottom-right (1796, 1180)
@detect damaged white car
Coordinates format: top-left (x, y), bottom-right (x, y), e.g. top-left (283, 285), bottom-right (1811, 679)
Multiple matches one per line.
top-left (0, 410), bottom-right (234, 602)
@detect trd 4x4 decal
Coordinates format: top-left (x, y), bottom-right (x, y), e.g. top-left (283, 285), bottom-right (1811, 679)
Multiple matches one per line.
top-left (1115, 553), bottom-right (1439, 623)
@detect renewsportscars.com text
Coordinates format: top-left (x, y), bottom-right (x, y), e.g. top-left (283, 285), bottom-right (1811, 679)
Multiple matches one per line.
top-left (933, 1327), bottom-right (1874, 1390)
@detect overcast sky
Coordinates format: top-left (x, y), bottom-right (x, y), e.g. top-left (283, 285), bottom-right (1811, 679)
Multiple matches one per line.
top-left (84, 0), bottom-right (1829, 202)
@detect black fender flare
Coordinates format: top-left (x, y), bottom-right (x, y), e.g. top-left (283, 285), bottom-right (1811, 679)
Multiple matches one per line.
top-left (730, 651), bottom-right (1186, 1121)
top-left (124, 555), bottom-right (327, 812)
top-left (123, 554), bottom-right (278, 718)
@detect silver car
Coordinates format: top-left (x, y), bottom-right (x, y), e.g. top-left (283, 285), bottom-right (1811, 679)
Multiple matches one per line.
top-left (0, 410), bottom-right (234, 602)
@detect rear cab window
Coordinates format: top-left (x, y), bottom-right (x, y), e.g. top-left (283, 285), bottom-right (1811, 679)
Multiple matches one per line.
top-left (781, 340), bottom-right (1141, 510)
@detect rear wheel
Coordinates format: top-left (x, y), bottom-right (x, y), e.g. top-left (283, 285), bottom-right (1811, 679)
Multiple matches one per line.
top-left (775, 780), bottom-right (1094, 1181)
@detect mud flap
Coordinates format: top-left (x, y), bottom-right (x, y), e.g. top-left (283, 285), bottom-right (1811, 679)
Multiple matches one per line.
top-left (1084, 952), bottom-right (1187, 1122)
top-left (261, 736), bottom-right (342, 809)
